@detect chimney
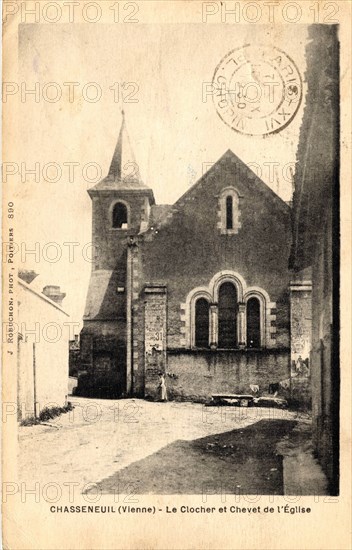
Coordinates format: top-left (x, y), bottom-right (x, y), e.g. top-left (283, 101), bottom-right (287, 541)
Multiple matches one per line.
top-left (42, 285), bottom-right (66, 306)
top-left (18, 270), bottom-right (39, 284)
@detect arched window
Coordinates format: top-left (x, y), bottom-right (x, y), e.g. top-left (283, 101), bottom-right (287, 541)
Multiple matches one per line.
top-left (247, 297), bottom-right (261, 348)
top-left (226, 196), bottom-right (233, 229)
top-left (195, 298), bottom-right (209, 348)
top-left (112, 202), bottom-right (128, 229)
top-left (218, 282), bottom-right (237, 348)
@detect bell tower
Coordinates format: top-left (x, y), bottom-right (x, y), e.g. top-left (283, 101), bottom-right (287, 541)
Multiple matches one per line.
top-left (78, 112), bottom-right (155, 398)
top-left (88, 110), bottom-right (154, 271)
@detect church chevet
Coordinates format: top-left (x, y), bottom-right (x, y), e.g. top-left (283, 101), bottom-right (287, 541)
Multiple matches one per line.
top-left (77, 114), bottom-right (308, 401)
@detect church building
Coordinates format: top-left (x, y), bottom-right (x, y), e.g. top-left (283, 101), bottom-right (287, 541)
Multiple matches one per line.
top-left (78, 114), bottom-right (294, 401)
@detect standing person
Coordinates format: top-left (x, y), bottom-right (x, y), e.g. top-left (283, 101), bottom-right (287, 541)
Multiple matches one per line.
top-left (158, 373), bottom-right (168, 402)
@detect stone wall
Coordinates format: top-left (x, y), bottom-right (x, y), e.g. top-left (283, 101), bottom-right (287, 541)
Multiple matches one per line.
top-left (81, 186), bottom-right (154, 397)
top-left (143, 284), bottom-right (167, 399)
top-left (162, 349), bottom-right (290, 402)
top-left (91, 191), bottom-right (148, 271)
top-left (290, 276), bottom-right (312, 409)
top-left (311, 208), bottom-right (336, 490)
top-left (290, 25), bottom-right (339, 494)
top-left (290, 274), bottom-right (312, 363)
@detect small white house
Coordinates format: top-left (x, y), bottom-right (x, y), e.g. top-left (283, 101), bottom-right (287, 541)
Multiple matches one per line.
top-left (17, 272), bottom-right (70, 421)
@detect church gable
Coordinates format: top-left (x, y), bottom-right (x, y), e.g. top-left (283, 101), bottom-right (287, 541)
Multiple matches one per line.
top-left (141, 149), bottom-right (292, 355)
top-left (179, 149), bottom-right (289, 205)
top-left (144, 149), bottom-right (290, 247)
top-left (143, 150), bottom-right (291, 272)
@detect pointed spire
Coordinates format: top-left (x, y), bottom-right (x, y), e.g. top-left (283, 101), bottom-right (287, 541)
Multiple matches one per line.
top-left (88, 112), bottom-right (154, 203)
top-left (107, 111), bottom-right (142, 184)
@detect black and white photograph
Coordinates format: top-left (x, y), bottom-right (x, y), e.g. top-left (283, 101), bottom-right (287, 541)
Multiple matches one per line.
top-left (2, 2), bottom-right (351, 549)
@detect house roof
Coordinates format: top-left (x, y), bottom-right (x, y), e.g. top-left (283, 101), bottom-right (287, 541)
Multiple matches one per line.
top-left (18, 278), bottom-right (69, 316)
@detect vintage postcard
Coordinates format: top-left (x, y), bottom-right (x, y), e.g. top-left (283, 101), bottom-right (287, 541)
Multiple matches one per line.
top-left (2, 1), bottom-right (351, 548)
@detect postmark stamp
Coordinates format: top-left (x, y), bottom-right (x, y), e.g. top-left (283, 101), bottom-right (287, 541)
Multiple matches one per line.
top-left (212, 44), bottom-right (303, 136)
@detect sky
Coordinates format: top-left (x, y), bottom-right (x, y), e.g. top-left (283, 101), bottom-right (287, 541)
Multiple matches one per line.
top-left (13, 22), bottom-right (308, 327)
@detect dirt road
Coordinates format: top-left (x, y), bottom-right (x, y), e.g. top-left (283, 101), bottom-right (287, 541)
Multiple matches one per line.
top-left (18, 397), bottom-right (306, 495)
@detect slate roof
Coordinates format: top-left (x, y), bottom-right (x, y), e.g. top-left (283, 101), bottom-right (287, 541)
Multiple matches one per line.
top-left (88, 112), bottom-right (154, 196)
top-left (149, 204), bottom-right (172, 227)
top-left (18, 278), bottom-right (69, 317)
top-left (83, 270), bottom-right (113, 319)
